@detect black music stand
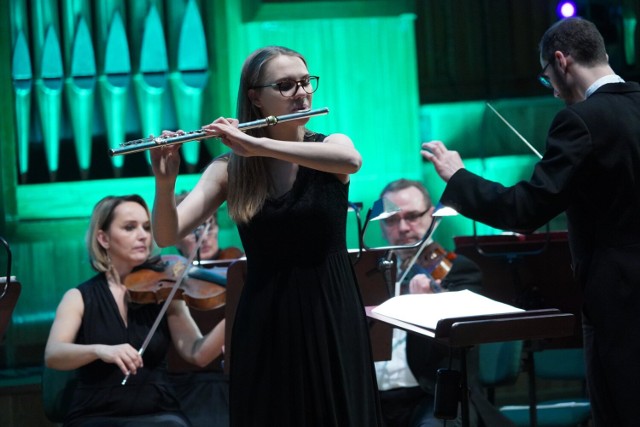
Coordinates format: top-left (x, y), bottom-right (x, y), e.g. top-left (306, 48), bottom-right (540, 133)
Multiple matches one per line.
top-left (0, 277), bottom-right (20, 343)
top-left (366, 306), bottom-right (575, 427)
top-left (454, 231), bottom-right (582, 426)
top-left (1, 237), bottom-right (20, 342)
top-left (453, 231), bottom-right (581, 347)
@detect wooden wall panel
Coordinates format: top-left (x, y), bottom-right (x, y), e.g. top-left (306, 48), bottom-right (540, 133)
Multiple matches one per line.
top-left (415, 0), bottom-right (640, 103)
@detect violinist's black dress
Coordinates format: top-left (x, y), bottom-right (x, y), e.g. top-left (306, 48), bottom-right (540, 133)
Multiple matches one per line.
top-left (63, 274), bottom-right (189, 427)
top-left (231, 135), bottom-right (383, 426)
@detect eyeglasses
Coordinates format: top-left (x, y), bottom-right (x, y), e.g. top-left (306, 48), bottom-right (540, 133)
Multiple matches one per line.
top-left (538, 60), bottom-right (553, 89)
top-left (185, 219), bottom-right (216, 240)
top-left (381, 209), bottom-right (429, 227)
top-left (252, 76), bottom-right (319, 97)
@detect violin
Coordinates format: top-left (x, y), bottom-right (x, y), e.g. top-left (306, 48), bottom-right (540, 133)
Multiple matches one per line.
top-left (216, 246), bottom-right (243, 260)
top-left (413, 241), bottom-right (456, 281)
top-left (124, 255), bottom-right (226, 311)
top-left (121, 225), bottom-right (239, 385)
top-left (400, 242), bottom-right (456, 290)
top-left (189, 246), bottom-right (244, 285)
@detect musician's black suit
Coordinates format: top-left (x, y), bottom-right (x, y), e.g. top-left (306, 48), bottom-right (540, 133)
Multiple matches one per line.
top-left (440, 82), bottom-right (640, 426)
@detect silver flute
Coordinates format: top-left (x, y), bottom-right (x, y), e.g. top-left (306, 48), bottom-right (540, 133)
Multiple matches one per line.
top-left (109, 107), bottom-right (330, 157)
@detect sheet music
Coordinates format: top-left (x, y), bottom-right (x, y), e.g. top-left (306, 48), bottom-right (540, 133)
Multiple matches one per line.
top-left (372, 290), bottom-right (523, 330)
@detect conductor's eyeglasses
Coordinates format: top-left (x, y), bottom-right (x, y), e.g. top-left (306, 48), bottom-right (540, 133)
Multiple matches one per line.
top-left (382, 209), bottom-right (429, 227)
top-left (253, 76), bottom-right (319, 97)
top-left (538, 60), bottom-right (553, 89)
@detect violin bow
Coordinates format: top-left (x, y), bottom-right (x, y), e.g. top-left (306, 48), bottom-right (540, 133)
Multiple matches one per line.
top-left (394, 215), bottom-right (444, 297)
top-left (486, 102), bottom-right (543, 160)
top-left (121, 222), bottom-right (210, 385)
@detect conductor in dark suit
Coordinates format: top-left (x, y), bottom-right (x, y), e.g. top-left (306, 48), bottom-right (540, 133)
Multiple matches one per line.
top-left (422, 17), bottom-right (640, 427)
top-left (375, 179), bottom-right (511, 427)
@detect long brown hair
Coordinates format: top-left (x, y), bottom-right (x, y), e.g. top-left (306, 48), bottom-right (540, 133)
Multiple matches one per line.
top-left (226, 46), bottom-right (309, 224)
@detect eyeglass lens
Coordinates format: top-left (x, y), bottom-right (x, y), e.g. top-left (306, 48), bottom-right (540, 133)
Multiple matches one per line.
top-left (538, 62), bottom-right (552, 89)
top-left (278, 77), bottom-right (319, 97)
top-left (189, 218), bottom-right (216, 237)
top-left (382, 210), bottom-right (428, 226)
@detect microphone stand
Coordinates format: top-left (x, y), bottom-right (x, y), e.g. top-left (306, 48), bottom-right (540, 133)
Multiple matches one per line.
top-left (359, 201), bottom-right (453, 296)
top-left (194, 228), bottom-right (202, 266)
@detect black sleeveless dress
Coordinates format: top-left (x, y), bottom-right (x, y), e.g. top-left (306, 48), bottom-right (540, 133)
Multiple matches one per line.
top-left (63, 274), bottom-right (189, 427)
top-left (230, 135), bottom-right (383, 426)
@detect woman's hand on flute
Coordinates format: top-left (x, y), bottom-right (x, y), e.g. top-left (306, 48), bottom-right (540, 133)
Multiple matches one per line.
top-left (150, 130), bottom-right (183, 181)
top-left (202, 117), bottom-right (259, 157)
top-left (200, 117), bottom-right (239, 137)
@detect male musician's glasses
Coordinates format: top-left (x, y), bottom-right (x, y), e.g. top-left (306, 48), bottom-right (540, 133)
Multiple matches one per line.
top-left (538, 61), bottom-right (553, 89)
top-left (185, 218), bottom-right (216, 241)
top-left (381, 209), bottom-right (429, 227)
top-left (253, 76), bottom-right (319, 97)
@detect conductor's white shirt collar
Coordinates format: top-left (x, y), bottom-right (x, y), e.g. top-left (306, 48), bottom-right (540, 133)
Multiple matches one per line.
top-left (586, 74), bottom-right (625, 98)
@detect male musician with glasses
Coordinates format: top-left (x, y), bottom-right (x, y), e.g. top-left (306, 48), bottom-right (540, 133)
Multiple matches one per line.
top-left (422, 17), bottom-right (640, 427)
top-left (374, 179), bottom-right (512, 427)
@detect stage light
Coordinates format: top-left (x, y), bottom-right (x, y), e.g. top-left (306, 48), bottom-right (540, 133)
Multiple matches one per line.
top-left (557, 1), bottom-right (577, 19)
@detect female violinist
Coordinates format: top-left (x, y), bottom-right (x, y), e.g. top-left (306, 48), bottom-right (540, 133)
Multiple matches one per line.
top-left (44, 195), bottom-right (225, 427)
top-left (375, 179), bottom-right (487, 427)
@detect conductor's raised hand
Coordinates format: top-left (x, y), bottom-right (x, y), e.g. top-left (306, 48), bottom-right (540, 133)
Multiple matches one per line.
top-left (150, 130), bottom-right (183, 181)
top-left (421, 141), bottom-right (465, 182)
top-left (95, 343), bottom-right (144, 376)
top-left (202, 117), bottom-right (261, 157)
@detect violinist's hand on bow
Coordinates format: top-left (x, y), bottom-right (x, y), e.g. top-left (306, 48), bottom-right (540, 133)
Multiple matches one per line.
top-left (201, 117), bottom-right (260, 157)
top-left (150, 129), bottom-right (184, 181)
top-left (409, 274), bottom-right (441, 294)
top-left (421, 141), bottom-right (465, 182)
top-left (96, 343), bottom-right (144, 376)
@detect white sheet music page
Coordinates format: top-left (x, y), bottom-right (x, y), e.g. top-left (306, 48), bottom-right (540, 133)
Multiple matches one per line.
top-left (372, 290), bottom-right (524, 330)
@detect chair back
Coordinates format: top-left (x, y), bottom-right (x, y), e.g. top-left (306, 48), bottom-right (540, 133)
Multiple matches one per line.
top-left (479, 340), bottom-right (524, 387)
top-left (534, 348), bottom-right (585, 380)
top-left (499, 347), bottom-right (591, 427)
